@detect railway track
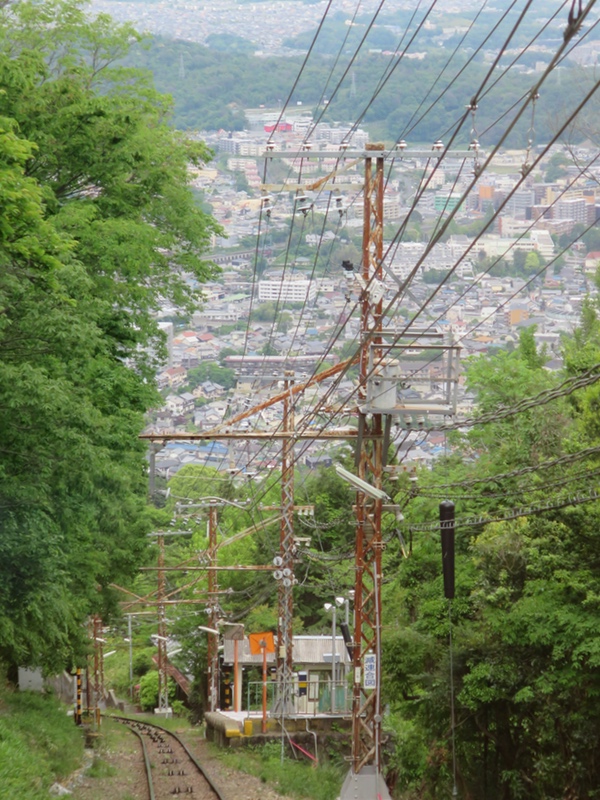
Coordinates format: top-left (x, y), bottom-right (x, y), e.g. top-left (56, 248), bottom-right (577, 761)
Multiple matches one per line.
top-left (112, 715), bottom-right (226, 800)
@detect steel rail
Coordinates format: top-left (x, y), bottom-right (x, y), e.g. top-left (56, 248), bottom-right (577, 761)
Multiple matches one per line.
top-left (122, 721), bottom-right (155, 800)
top-left (111, 715), bottom-right (227, 800)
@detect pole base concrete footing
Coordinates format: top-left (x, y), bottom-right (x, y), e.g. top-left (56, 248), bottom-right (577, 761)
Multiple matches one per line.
top-left (338, 766), bottom-right (392, 800)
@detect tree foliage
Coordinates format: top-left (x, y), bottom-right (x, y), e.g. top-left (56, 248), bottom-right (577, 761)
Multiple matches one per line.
top-left (128, 35), bottom-right (593, 145)
top-left (0, 0), bottom-right (218, 671)
top-left (380, 305), bottom-right (600, 799)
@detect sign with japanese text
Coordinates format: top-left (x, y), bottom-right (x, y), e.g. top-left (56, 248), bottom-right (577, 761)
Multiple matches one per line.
top-left (363, 652), bottom-right (376, 690)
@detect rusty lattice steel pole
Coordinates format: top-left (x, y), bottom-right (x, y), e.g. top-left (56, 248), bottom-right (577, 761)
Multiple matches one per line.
top-left (156, 533), bottom-right (170, 714)
top-left (207, 504), bottom-right (220, 712)
top-left (92, 615), bottom-right (103, 728)
top-left (341, 145), bottom-right (391, 800)
top-left (275, 371), bottom-right (295, 713)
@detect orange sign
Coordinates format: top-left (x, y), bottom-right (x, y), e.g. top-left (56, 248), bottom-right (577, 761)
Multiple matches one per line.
top-left (248, 631), bottom-right (275, 655)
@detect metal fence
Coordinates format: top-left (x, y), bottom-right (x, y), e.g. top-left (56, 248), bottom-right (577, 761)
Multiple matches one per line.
top-left (245, 678), bottom-right (351, 714)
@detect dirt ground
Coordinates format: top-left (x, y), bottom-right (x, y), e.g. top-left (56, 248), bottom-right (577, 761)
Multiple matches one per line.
top-left (66, 718), bottom-right (291, 800)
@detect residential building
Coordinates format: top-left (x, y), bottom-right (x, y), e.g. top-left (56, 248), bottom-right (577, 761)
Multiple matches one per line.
top-left (258, 278), bottom-right (316, 304)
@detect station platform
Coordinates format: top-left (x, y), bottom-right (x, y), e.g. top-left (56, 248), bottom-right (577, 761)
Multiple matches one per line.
top-left (205, 709), bottom-right (352, 748)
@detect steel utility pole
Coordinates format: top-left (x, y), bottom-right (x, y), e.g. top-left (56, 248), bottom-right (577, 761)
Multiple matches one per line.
top-left (156, 533), bottom-right (171, 715)
top-left (274, 370), bottom-right (295, 713)
top-left (91, 615), bottom-right (103, 728)
top-left (340, 144), bottom-right (391, 800)
top-left (207, 503), bottom-right (220, 712)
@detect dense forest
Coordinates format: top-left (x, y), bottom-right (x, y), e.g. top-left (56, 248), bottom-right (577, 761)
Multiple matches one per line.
top-left (1, 2), bottom-right (600, 800)
top-left (126, 34), bottom-right (597, 145)
top-left (0, 0), bottom-right (219, 671)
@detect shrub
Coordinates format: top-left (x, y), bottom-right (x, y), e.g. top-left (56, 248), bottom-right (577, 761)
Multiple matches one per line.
top-left (138, 671), bottom-right (176, 712)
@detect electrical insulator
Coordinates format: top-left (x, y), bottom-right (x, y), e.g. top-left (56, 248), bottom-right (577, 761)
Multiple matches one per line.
top-left (439, 500), bottom-right (455, 600)
top-left (296, 195), bottom-right (312, 216)
top-left (261, 195), bottom-right (273, 217)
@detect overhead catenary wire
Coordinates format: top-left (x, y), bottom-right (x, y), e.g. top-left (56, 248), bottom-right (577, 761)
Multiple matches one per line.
top-left (235, 1), bottom-right (599, 454)
top-left (426, 444), bottom-right (600, 491)
top-left (154, 3), bottom-right (600, 572)
top-left (157, 15), bottom-right (600, 640)
top-left (418, 466), bottom-right (600, 501)
top-left (396, 0), bottom-right (516, 143)
top-left (195, 193), bottom-right (598, 506)
top-left (382, 1), bottom-right (597, 279)
top-left (374, 146), bottom-right (600, 396)
top-left (294, 209), bottom-right (600, 443)
top-left (270, 0), bottom-right (596, 412)
top-left (341, 0), bottom-right (440, 145)
top-left (303, 0), bottom-right (367, 143)
top-left (199, 194), bottom-right (598, 506)
top-left (265, 0), bottom-right (336, 147)
top-left (404, 488), bottom-right (600, 533)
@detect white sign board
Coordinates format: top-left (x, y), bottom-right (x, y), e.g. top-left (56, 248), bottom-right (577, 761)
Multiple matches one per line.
top-left (363, 653), bottom-right (377, 690)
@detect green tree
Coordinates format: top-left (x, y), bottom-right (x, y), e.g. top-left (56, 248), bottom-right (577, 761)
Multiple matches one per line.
top-left (253, 301), bottom-right (278, 322)
top-left (184, 362), bottom-right (236, 390)
top-left (380, 300), bottom-right (600, 798)
top-left (0, 0), bottom-right (221, 373)
top-left (0, 0), bottom-right (220, 672)
top-left (139, 671), bottom-right (176, 712)
top-left (277, 311), bottom-right (293, 334)
top-left (544, 151), bottom-right (570, 181)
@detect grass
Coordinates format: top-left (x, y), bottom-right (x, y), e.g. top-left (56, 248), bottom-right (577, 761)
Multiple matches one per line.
top-left (87, 756), bottom-right (117, 778)
top-left (0, 688), bottom-right (85, 798)
top-left (214, 741), bottom-right (344, 800)
top-left (105, 708), bottom-right (194, 733)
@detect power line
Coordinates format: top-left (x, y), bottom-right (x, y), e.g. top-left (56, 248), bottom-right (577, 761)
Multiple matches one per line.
top-left (266, 0), bottom-right (336, 147)
top-left (405, 488), bottom-right (600, 532)
top-left (426, 444), bottom-right (600, 490)
top-left (418, 466), bottom-right (600, 501)
top-left (151, 3), bottom-right (600, 572)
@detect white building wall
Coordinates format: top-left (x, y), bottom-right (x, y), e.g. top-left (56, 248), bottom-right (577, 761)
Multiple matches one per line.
top-left (258, 279), bottom-right (316, 303)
